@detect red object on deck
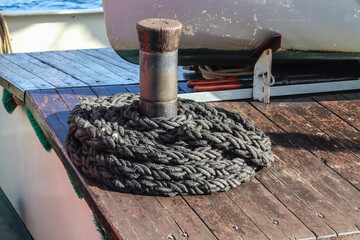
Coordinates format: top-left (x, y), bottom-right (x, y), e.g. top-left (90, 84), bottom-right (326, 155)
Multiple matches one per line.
top-left (187, 77), bottom-right (239, 88)
top-left (194, 82), bottom-right (242, 92)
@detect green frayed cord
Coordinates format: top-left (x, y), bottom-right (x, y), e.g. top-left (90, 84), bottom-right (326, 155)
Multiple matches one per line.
top-left (2, 89), bottom-right (17, 114)
top-left (67, 172), bottom-right (82, 199)
top-left (25, 108), bottom-right (52, 152)
top-left (93, 215), bottom-right (110, 240)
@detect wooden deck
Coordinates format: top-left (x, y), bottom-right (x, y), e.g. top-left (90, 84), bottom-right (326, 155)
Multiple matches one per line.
top-left (1, 48), bottom-right (360, 239)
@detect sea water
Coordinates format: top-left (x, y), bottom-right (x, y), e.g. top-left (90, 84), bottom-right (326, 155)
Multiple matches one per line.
top-left (0, 0), bottom-right (102, 11)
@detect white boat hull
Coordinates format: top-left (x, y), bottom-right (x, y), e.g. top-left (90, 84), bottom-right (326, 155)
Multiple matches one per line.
top-left (0, 87), bottom-right (100, 240)
top-left (103, 0), bottom-right (360, 64)
top-left (2, 9), bottom-right (110, 53)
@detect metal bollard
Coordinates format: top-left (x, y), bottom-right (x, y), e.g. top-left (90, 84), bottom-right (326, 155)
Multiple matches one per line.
top-left (136, 18), bottom-right (182, 118)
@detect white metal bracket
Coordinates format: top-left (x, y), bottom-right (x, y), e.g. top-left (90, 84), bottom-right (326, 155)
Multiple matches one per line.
top-left (253, 48), bottom-right (273, 104)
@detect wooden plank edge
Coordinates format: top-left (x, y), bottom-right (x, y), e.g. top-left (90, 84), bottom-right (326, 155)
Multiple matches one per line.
top-left (0, 76), bottom-right (27, 102)
top-left (24, 91), bottom-right (122, 240)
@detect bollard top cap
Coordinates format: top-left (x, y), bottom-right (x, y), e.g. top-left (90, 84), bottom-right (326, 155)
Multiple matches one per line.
top-left (137, 18), bottom-right (182, 53)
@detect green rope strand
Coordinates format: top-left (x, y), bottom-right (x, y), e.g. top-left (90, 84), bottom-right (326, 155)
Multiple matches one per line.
top-left (25, 108), bottom-right (52, 152)
top-left (67, 172), bottom-right (82, 199)
top-left (2, 89), bottom-right (17, 114)
top-left (93, 215), bottom-right (110, 240)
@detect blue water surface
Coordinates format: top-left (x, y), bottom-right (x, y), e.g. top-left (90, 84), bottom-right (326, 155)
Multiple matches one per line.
top-left (0, 0), bottom-right (102, 11)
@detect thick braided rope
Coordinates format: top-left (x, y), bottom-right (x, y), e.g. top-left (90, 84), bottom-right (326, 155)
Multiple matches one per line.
top-left (0, 14), bottom-right (13, 54)
top-left (66, 94), bottom-right (274, 196)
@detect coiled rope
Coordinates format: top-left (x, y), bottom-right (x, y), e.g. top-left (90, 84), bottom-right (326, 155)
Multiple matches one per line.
top-left (198, 65), bottom-right (253, 79)
top-left (66, 94), bottom-right (273, 196)
top-left (0, 14), bottom-right (13, 54)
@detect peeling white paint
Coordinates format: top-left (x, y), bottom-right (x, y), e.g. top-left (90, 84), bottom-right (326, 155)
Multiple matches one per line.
top-left (103, 0), bottom-right (360, 52)
top-left (183, 25), bottom-right (196, 36)
top-left (221, 16), bottom-right (232, 23)
top-left (209, 23), bottom-right (219, 29)
top-left (253, 28), bottom-right (258, 36)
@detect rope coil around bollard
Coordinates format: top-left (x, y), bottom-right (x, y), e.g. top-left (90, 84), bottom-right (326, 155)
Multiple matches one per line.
top-left (66, 94), bottom-right (274, 196)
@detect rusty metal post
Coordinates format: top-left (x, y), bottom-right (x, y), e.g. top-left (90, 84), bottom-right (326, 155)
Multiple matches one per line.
top-left (136, 18), bottom-right (182, 118)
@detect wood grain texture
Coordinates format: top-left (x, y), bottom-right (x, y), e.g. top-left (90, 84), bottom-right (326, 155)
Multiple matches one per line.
top-left (57, 88), bottom-right (97, 110)
top-left (279, 97), bottom-right (360, 189)
top-left (184, 193), bottom-right (269, 240)
top-left (54, 51), bottom-right (125, 86)
top-left (29, 51), bottom-right (111, 86)
top-left (215, 101), bottom-right (360, 239)
top-left (0, 55), bottom-right (54, 90)
top-left (91, 86), bottom-right (129, 98)
top-left (125, 85), bottom-right (140, 94)
top-left (79, 49), bottom-right (140, 78)
top-left (313, 93), bottom-right (360, 132)
top-left (2, 53), bottom-right (87, 88)
top-left (156, 196), bottom-right (217, 240)
top-left (80, 48), bottom-right (199, 81)
top-left (73, 50), bottom-right (138, 84)
top-left (0, 55), bottom-right (46, 100)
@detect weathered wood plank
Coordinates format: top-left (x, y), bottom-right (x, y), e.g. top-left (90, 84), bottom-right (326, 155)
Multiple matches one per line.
top-left (105, 85), bottom-right (129, 95)
top-left (29, 52), bottom-right (112, 86)
top-left (28, 90), bottom-right (69, 143)
top-left (342, 92), bottom-right (360, 100)
top-left (73, 50), bottom-right (138, 84)
top-left (79, 49), bottom-right (140, 77)
top-left (91, 86), bottom-right (115, 97)
top-left (133, 196), bottom-right (185, 239)
top-left (178, 82), bottom-right (194, 93)
top-left (71, 87), bottom-right (98, 98)
top-left (258, 169), bottom-right (337, 239)
top-left (281, 98), bottom-right (360, 178)
top-left (55, 51), bottom-right (126, 85)
top-left (81, 48), bottom-right (200, 83)
top-left (251, 98), bottom-right (360, 191)
top-left (125, 85), bottom-right (140, 94)
top-left (184, 194), bottom-right (269, 240)
top-left (2, 53), bottom-right (87, 88)
top-left (57, 88), bottom-right (97, 110)
top-left (184, 195), bottom-right (247, 239)
top-left (313, 94), bottom-right (360, 131)
top-left (0, 55), bottom-right (54, 90)
top-left (228, 179), bottom-right (315, 240)
top-left (204, 193), bottom-right (270, 240)
top-left (0, 56), bottom-right (46, 100)
top-left (286, 97), bottom-right (360, 154)
top-left (0, 71), bottom-right (30, 102)
top-left (56, 88), bottom-right (81, 110)
top-left (176, 66), bottom-right (201, 81)
top-left (156, 196), bottom-right (217, 240)
top-left (82, 48), bottom-right (200, 81)
top-left (217, 101), bottom-right (360, 237)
